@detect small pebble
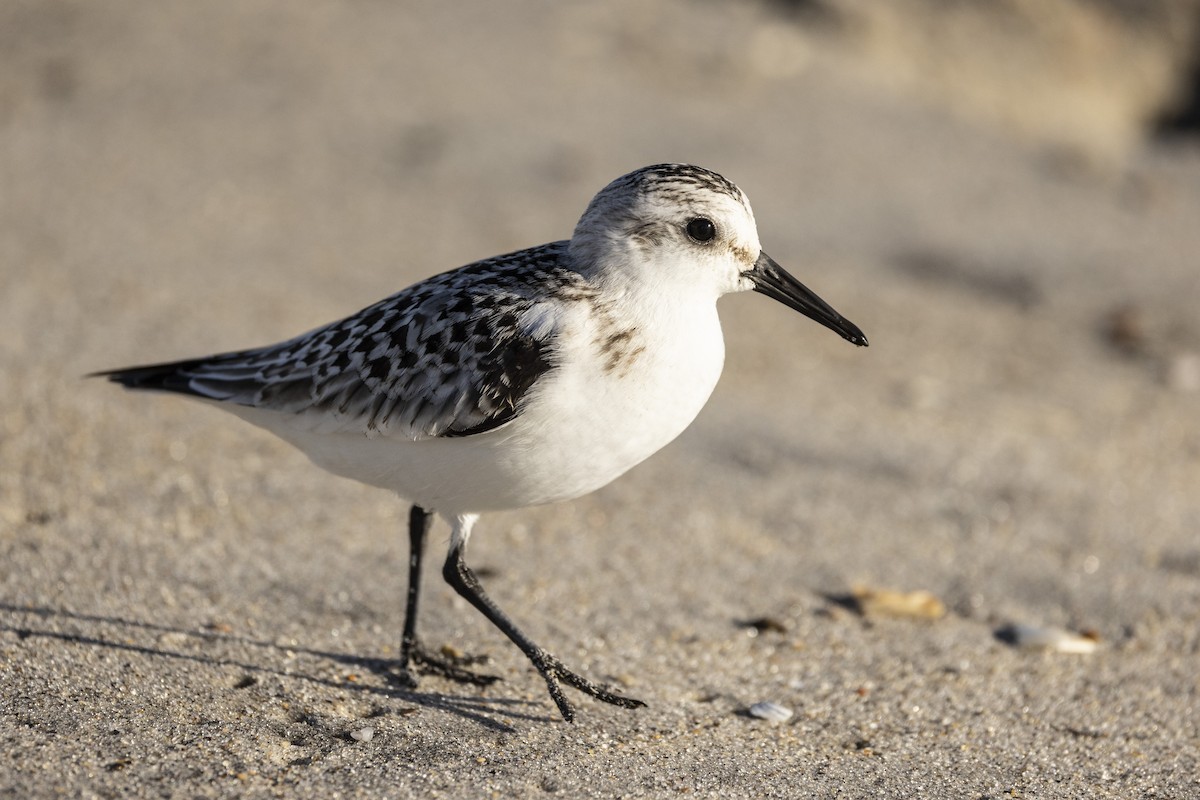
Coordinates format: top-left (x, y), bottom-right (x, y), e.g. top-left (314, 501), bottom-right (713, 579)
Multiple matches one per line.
top-left (748, 701), bottom-right (793, 723)
top-left (350, 727), bottom-right (375, 743)
top-left (740, 616), bottom-right (788, 636)
top-left (1102, 304), bottom-right (1147, 355)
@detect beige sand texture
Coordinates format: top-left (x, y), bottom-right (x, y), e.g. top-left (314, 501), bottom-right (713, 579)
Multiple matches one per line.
top-left (3, 1), bottom-right (1199, 797)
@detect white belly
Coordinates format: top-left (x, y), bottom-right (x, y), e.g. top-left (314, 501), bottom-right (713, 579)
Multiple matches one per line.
top-left (231, 298), bottom-right (727, 514)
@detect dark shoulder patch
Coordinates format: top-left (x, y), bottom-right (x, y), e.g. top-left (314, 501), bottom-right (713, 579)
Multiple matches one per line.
top-left (442, 334), bottom-right (552, 438)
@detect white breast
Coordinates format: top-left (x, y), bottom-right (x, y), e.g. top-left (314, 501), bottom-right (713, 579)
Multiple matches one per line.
top-left (240, 286), bottom-right (728, 515)
top-left (493, 290), bottom-right (727, 507)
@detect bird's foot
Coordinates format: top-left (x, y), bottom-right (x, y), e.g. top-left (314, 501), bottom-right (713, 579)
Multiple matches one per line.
top-left (531, 650), bottom-right (646, 722)
top-left (394, 640), bottom-right (500, 688)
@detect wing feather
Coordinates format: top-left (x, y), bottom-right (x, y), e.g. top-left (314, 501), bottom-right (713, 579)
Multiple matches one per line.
top-left (95, 243), bottom-right (579, 440)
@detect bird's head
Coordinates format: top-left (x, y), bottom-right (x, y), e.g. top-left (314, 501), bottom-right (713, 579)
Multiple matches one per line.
top-left (569, 164), bottom-right (868, 347)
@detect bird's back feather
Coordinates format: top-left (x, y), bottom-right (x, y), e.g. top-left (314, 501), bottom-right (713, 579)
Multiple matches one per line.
top-left (94, 242), bottom-right (583, 440)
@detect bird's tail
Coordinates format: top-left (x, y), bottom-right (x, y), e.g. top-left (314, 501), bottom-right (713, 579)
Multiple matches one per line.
top-left (90, 357), bottom-right (233, 398)
top-left (87, 352), bottom-right (261, 400)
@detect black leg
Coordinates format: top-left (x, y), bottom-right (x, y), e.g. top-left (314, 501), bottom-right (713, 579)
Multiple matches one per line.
top-left (442, 541), bottom-right (646, 722)
top-left (395, 505), bottom-right (498, 688)
top-left (397, 504), bottom-right (432, 679)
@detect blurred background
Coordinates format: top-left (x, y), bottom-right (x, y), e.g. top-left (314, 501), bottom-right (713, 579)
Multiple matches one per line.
top-left (3, 0), bottom-right (1198, 365)
top-left (2, 0), bottom-right (1199, 795)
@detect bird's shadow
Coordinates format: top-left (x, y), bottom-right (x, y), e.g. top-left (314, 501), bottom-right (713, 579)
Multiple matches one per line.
top-left (0, 602), bottom-right (552, 731)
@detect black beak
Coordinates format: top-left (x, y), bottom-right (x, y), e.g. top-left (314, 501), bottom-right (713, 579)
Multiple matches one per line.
top-left (746, 252), bottom-right (868, 347)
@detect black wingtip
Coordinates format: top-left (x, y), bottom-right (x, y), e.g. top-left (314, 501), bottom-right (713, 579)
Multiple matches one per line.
top-left (88, 359), bottom-right (208, 396)
top-left (87, 366), bottom-right (142, 388)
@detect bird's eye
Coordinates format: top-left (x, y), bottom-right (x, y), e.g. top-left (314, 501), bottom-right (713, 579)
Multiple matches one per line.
top-left (685, 217), bottom-right (717, 244)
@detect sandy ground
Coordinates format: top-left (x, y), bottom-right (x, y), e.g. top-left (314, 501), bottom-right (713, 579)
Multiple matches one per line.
top-left (3, 1), bottom-right (1199, 797)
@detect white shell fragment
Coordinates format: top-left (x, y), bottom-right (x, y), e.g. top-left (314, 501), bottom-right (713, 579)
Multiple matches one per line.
top-left (748, 701), bottom-right (794, 723)
top-left (1006, 624), bottom-right (1099, 654)
top-left (349, 727), bottom-right (375, 743)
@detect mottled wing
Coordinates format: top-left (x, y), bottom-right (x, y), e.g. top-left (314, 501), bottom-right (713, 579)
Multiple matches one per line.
top-left (97, 243), bottom-right (577, 440)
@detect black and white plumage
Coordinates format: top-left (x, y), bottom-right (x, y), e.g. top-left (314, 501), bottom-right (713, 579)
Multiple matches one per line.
top-left (96, 163), bottom-right (867, 722)
top-left (104, 243), bottom-right (576, 440)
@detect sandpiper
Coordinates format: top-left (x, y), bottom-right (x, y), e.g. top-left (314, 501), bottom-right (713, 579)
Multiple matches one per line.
top-left (96, 163), bottom-right (868, 721)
